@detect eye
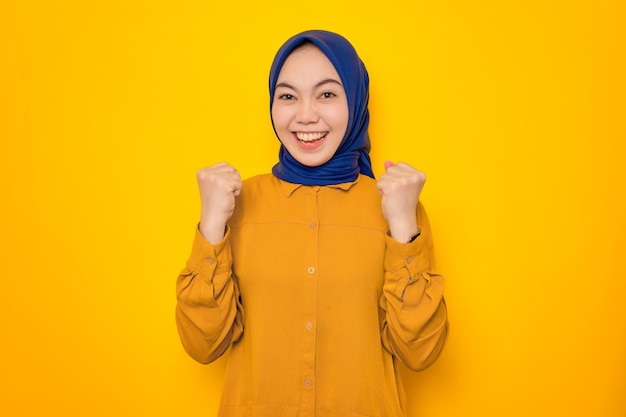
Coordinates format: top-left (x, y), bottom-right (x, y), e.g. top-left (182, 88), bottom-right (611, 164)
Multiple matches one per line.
top-left (278, 93), bottom-right (295, 100)
top-left (320, 92), bottom-right (337, 99)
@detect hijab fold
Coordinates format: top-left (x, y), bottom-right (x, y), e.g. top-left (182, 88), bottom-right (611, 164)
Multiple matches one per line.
top-left (269, 30), bottom-right (374, 186)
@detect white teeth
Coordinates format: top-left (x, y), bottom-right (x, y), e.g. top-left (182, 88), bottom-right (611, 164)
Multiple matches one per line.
top-left (296, 132), bottom-right (326, 142)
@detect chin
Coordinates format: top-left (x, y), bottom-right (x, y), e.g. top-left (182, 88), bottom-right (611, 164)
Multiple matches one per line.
top-left (294, 156), bottom-right (331, 167)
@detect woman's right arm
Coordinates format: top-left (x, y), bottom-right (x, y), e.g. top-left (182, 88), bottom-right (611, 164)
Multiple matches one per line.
top-left (175, 163), bottom-right (244, 364)
top-left (175, 227), bottom-right (243, 364)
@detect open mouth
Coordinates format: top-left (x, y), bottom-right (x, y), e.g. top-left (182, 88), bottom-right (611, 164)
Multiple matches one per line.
top-left (295, 132), bottom-right (328, 143)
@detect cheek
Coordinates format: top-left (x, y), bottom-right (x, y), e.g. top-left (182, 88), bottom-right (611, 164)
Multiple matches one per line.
top-left (271, 107), bottom-right (290, 132)
top-left (332, 100), bottom-right (349, 131)
top-left (271, 107), bottom-right (292, 144)
top-left (331, 106), bottom-right (349, 136)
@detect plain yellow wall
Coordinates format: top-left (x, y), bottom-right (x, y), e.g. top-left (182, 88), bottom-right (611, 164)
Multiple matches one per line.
top-left (1, 0), bottom-right (624, 416)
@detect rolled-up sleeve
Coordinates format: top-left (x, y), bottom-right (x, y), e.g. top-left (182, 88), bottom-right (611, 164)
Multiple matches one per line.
top-left (379, 203), bottom-right (448, 371)
top-left (175, 226), bottom-right (244, 364)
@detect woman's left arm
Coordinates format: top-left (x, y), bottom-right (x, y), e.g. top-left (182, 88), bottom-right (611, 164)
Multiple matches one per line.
top-left (379, 202), bottom-right (448, 371)
top-left (377, 162), bottom-right (448, 371)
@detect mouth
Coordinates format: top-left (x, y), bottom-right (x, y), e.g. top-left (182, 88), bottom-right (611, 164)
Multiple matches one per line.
top-left (295, 132), bottom-right (328, 143)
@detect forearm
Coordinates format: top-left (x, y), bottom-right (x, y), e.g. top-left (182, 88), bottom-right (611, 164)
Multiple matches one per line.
top-left (175, 226), bottom-right (244, 364)
top-left (381, 271), bottom-right (448, 371)
top-left (176, 285), bottom-right (243, 364)
top-left (199, 213), bottom-right (229, 245)
top-left (380, 203), bottom-right (448, 370)
top-left (387, 215), bottom-right (419, 244)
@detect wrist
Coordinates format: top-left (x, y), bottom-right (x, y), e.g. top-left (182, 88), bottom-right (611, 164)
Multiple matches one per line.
top-left (199, 220), bottom-right (227, 245)
top-left (387, 220), bottom-right (419, 243)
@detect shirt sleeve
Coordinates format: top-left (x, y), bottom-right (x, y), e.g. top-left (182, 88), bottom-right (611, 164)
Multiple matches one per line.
top-left (379, 202), bottom-right (449, 371)
top-left (175, 225), bottom-right (244, 364)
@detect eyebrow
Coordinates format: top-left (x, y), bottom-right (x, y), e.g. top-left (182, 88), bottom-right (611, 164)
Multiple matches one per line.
top-left (275, 78), bottom-right (343, 90)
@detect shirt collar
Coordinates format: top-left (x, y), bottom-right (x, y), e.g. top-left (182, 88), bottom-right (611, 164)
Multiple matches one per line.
top-left (278, 175), bottom-right (360, 197)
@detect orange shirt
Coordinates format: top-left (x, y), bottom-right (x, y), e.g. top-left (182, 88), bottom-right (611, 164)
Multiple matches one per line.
top-left (176, 174), bottom-right (448, 417)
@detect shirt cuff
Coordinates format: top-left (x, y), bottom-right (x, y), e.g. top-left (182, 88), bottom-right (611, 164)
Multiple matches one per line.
top-left (384, 228), bottom-right (431, 272)
top-left (186, 224), bottom-right (232, 275)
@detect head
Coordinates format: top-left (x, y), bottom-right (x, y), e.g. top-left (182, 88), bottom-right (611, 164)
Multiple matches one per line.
top-left (269, 30), bottom-right (374, 186)
top-left (271, 42), bottom-right (349, 168)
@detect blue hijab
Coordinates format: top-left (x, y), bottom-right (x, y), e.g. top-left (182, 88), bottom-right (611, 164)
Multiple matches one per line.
top-left (269, 30), bottom-right (374, 186)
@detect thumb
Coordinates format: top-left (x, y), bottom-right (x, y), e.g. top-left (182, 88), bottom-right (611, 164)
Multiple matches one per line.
top-left (384, 160), bottom-right (395, 171)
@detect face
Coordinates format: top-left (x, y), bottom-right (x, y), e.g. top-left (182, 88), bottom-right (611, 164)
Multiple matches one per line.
top-left (272, 44), bottom-right (349, 167)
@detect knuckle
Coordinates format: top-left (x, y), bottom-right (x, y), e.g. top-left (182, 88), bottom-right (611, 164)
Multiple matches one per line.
top-left (196, 169), bottom-right (209, 181)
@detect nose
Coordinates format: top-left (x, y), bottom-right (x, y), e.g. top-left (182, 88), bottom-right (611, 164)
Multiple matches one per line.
top-left (295, 99), bottom-right (319, 124)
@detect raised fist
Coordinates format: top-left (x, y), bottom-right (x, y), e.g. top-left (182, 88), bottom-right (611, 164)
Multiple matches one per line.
top-left (196, 162), bottom-right (242, 244)
top-left (376, 161), bottom-right (426, 242)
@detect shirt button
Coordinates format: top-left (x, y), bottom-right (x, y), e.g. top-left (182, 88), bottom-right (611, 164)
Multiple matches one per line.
top-left (309, 221), bottom-right (317, 229)
top-left (206, 257), bottom-right (216, 264)
top-left (406, 256), bottom-right (414, 264)
top-left (304, 376), bottom-right (313, 387)
top-left (305, 322), bottom-right (313, 331)
top-left (307, 266), bottom-right (315, 275)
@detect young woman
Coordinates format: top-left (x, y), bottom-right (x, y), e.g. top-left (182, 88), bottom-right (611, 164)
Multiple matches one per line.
top-left (176, 30), bottom-right (448, 417)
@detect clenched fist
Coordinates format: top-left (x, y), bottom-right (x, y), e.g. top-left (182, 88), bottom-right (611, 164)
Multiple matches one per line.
top-left (376, 161), bottom-right (426, 243)
top-left (197, 162), bottom-right (242, 244)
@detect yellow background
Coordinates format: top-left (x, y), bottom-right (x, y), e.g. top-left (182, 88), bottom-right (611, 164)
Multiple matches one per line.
top-left (1, 0), bottom-right (624, 416)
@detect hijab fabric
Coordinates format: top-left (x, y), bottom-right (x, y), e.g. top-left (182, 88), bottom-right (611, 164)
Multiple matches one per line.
top-left (269, 30), bottom-right (374, 186)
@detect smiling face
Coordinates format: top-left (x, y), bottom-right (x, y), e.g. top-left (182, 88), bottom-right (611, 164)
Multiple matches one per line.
top-left (271, 43), bottom-right (349, 167)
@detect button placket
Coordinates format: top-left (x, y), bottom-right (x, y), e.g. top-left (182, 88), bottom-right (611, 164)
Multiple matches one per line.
top-left (301, 187), bottom-right (319, 407)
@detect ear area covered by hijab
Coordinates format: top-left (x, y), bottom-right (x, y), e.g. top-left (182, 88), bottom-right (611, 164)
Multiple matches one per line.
top-left (269, 30), bottom-right (375, 186)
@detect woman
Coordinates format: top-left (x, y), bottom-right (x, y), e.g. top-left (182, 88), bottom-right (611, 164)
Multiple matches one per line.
top-left (176, 30), bottom-right (448, 417)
